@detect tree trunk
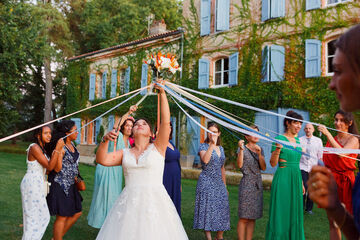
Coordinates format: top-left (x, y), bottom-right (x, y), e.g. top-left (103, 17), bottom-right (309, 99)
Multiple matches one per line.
top-left (44, 57), bottom-right (52, 124)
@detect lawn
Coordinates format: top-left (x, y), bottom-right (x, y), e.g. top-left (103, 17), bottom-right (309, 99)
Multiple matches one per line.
top-left (0, 152), bottom-right (329, 240)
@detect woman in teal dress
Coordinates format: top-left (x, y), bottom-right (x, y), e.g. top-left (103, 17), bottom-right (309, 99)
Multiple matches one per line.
top-left (266, 110), bottom-right (305, 240)
top-left (87, 106), bottom-right (137, 228)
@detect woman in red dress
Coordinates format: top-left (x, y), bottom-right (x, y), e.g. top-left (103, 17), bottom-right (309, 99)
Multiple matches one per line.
top-left (318, 110), bottom-right (359, 240)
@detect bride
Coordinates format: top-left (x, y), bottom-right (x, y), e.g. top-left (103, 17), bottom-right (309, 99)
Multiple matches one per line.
top-left (95, 81), bottom-right (188, 240)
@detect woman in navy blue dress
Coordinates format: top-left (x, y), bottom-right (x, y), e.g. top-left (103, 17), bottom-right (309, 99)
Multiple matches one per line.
top-left (193, 122), bottom-right (230, 240)
top-left (163, 122), bottom-right (182, 216)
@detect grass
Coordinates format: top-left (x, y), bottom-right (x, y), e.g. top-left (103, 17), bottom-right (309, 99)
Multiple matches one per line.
top-left (0, 151), bottom-right (329, 240)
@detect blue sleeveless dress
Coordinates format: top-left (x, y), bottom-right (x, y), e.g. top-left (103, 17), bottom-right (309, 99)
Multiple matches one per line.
top-left (87, 132), bottom-right (129, 228)
top-left (163, 141), bottom-right (182, 216)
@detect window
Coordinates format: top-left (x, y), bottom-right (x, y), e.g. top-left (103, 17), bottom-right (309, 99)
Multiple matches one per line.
top-left (214, 58), bottom-right (229, 87)
top-left (92, 121), bottom-right (96, 144)
top-left (327, 0), bottom-right (351, 6)
top-left (262, 0), bottom-right (285, 21)
top-left (119, 69), bottom-right (126, 94)
top-left (326, 39), bottom-right (337, 75)
top-left (200, 0), bottom-right (229, 36)
top-left (83, 119), bottom-right (88, 144)
top-left (96, 74), bottom-right (102, 99)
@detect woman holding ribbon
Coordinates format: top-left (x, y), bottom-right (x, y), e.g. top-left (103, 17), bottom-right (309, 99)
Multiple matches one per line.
top-left (308, 24), bottom-right (360, 240)
top-left (318, 110), bottom-right (359, 240)
top-left (265, 110), bottom-right (305, 240)
top-left (20, 126), bottom-right (64, 239)
top-left (193, 122), bottom-right (230, 240)
top-left (46, 120), bottom-right (82, 240)
top-left (87, 106), bottom-right (137, 228)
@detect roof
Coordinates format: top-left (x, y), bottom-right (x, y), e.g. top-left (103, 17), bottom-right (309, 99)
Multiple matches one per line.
top-left (68, 29), bottom-right (184, 61)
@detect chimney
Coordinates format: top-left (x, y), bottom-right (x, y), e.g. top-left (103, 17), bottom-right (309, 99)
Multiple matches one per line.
top-left (149, 19), bottom-right (167, 36)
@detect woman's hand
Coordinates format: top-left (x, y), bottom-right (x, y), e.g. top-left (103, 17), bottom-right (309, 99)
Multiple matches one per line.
top-left (275, 143), bottom-right (283, 150)
top-left (103, 130), bottom-right (119, 142)
top-left (318, 124), bottom-right (331, 137)
top-left (308, 166), bottom-right (340, 210)
top-left (129, 105), bottom-right (137, 114)
top-left (254, 144), bottom-right (261, 154)
top-left (238, 140), bottom-right (244, 150)
top-left (210, 133), bottom-right (218, 146)
top-left (302, 182), bottom-right (305, 195)
top-left (154, 80), bottom-right (166, 93)
top-left (55, 138), bottom-right (65, 151)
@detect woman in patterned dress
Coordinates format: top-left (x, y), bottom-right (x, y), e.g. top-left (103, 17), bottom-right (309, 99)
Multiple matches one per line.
top-left (46, 120), bottom-right (82, 240)
top-left (236, 125), bottom-right (266, 240)
top-left (193, 122), bottom-right (230, 240)
top-left (20, 126), bottom-right (64, 240)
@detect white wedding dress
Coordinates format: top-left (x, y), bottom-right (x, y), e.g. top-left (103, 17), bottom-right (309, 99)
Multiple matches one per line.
top-left (96, 144), bottom-right (188, 240)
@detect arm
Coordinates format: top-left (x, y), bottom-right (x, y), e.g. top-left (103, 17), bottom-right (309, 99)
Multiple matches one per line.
top-left (199, 143), bottom-right (216, 165)
top-left (30, 139), bottom-right (64, 171)
top-left (308, 166), bottom-right (359, 240)
top-left (221, 165), bottom-right (226, 186)
top-left (270, 143), bottom-right (282, 167)
top-left (256, 146), bottom-right (267, 171)
top-left (114, 105), bottom-right (137, 131)
top-left (154, 82), bottom-right (171, 156)
top-left (236, 140), bottom-right (244, 169)
top-left (96, 130), bottom-right (123, 166)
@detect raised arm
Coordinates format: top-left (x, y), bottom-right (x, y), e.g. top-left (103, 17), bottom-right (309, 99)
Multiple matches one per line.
top-left (270, 143), bottom-right (282, 167)
top-left (236, 140), bottom-right (244, 168)
top-left (154, 82), bottom-right (171, 156)
top-left (96, 130), bottom-right (123, 166)
top-left (30, 139), bottom-right (65, 171)
top-left (114, 105), bottom-right (137, 131)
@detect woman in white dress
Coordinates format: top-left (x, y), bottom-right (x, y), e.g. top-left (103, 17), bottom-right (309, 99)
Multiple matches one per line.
top-left (95, 82), bottom-right (188, 240)
top-left (20, 126), bottom-right (64, 240)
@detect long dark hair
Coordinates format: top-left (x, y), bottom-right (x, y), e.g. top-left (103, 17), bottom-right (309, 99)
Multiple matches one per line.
top-left (204, 122), bottom-right (221, 146)
top-left (34, 126), bottom-right (51, 157)
top-left (284, 110), bottom-right (303, 131)
top-left (334, 110), bottom-right (359, 135)
top-left (335, 24), bottom-right (360, 81)
top-left (47, 120), bottom-right (75, 155)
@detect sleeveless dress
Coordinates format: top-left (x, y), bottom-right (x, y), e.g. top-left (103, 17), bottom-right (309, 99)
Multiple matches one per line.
top-left (265, 135), bottom-right (305, 240)
top-left (323, 137), bottom-right (357, 213)
top-left (96, 144), bottom-right (188, 240)
top-left (20, 143), bottom-right (50, 240)
top-left (238, 146), bottom-right (264, 220)
top-left (87, 132), bottom-right (129, 228)
top-left (163, 141), bottom-right (182, 216)
top-left (193, 143), bottom-right (230, 232)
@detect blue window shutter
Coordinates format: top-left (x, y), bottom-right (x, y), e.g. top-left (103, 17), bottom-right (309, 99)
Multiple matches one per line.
top-left (141, 64), bottom-right (148, 95)
top-left (95, 118), bottom-right (102, 144)
top-left (200, 0), bottom-right (211, 36)
top-left (89, 73), bottom-right (96, 100)
top-left (216, 0), bottom-right (230, 31)
top-left (110, 70), bottom-right (117, 98)
top-left (270, 45), bottom-right (285, 82)
top-left (306, 0), bottom-right (321, 10)
top-left (171, 117), bottom-right (176, 146)
top-left (71, 118), bottom-right (81, 144)
top-left (305, 39), bottom-right (321, 78)
top-left (198, 58), bottom-right (210, 89)
top-left (187, 116), bottom-right (201, 164)
top-left (271, 0), bottom-right (285, 18)
top-left (262, 0), bottom-right (270, 21)
top-left (228, 52), bottom-right (239, 86)
top-left (261, 46), bottom-right (269, 82)
top-left (125, 67), bottom-right (130, 93)
top-left (108, 115), bottom-right (115, 131)
top-left (102, 71), bottom-right (107, 99)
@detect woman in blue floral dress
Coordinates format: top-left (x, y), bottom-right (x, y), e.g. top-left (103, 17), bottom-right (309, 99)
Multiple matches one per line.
top-left (46, 120), bottom-right (82, 240)
top-left (193, 122), bottom-right (230, 240)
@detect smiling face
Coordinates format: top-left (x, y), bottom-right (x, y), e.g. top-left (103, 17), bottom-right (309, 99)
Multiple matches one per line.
top-left (122, 120), bottom-right (134, 137)
top-left (329, 49), bottom-right (360, 112)
top-left (132, 119), bottom-right (152, 138)
top-left (286, 121), bottom-right (302, 135)
top-left (38, 126), bottom-right (52, 144)
top-left (334, 113), bottom-right (350, 133)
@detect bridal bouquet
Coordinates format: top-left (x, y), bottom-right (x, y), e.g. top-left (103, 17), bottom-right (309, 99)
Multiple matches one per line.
top-left (145, 52), bottom-right (181, 80)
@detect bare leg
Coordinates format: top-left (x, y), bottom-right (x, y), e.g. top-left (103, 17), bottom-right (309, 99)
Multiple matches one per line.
top-left (237, 219), bottom-right (248, 240)
top-left (205, 231), bottom-right (212, 240)
top-left (53, 215), bottom-right (67, 240)
top-left (216, 231), bottom-right (224, 240)
top-left (327, 212), bottom-right (342, 240)
top-left (62, 212), bottom-right (82, 236)
top-left (245, 220), bottom-right (255, 240)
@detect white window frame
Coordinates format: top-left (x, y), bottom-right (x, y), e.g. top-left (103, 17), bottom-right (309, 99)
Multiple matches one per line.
top-left (326, 0), bottom-right (352, 7)
top-left (212, 57), bottom-right (229, 88)
top-left (119, 69), bottom-right (126, 94)
top-left (96, 74), bottom-right (102, 99)
top-left (326, 39), bottom-right (337, 76)
top-left (92, 120), bottom-right (96, 144)
top-left (83, 119), bottom-right (88, 144)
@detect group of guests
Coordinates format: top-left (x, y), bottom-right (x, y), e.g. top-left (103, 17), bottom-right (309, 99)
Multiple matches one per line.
top-left (19, 24), bottom-right (360, 240)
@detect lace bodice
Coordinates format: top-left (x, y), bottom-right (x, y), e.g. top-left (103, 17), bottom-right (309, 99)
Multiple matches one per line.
top-left (122, 144), bottom-right (164, 187)
top-left (26, 143), bottom-right (47, 175)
